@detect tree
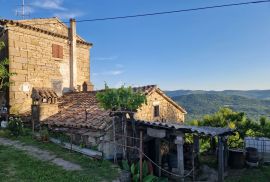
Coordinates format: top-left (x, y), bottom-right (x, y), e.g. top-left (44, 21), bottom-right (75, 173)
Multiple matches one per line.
top-left (96, 84), bottom-right (147, 160)
top-left (0, 42), bottom-right (15, 90)
top-left (96, 84), bottom-right (147, 115)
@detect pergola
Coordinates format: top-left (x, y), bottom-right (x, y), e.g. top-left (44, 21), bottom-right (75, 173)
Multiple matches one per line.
top-left (133, 120), bottom-right (235, 182)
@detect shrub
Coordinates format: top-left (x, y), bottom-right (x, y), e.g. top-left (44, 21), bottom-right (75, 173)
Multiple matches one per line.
top-left (40, 128), bottom-right (49, 141)
top-left (7, 117), bottom-right (23, 137)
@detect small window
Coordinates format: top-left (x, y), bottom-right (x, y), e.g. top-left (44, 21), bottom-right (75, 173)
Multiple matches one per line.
top-left (154, 105), bottom-right (160, 117)
top-left (52, 44), bottom-right (63, 59)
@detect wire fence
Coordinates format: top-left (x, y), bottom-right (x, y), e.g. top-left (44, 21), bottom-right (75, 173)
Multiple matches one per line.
top-left (245, 137), bottom-right (270, 163)
top-left (100, 138), bottom-right (196, 179)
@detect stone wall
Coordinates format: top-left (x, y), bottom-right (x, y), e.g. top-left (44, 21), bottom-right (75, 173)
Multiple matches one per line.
top-left (39, 104), bottom-right (59, 121)
top-left (135, 90), bottom-right (185, 123)
top-left (6, 21), bottom-right (92, 114)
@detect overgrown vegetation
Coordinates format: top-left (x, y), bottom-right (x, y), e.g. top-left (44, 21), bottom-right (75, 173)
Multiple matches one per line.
top-left (96, 84), bottom-right (147, 113)
top-left (0, 41), bottom-right (16, 89)
top-left (171, 93), bottom-right (270, 121)
top-left (225, 165), bottom-right (270, 182)
top-left (187, 108), bottom-right (270, 150)
top-left (7, 117), bottom-right (24, 137)
top-left (121, 160), bottom-right (168, 182)
top-left (0, 129), bottom-right (118, 182)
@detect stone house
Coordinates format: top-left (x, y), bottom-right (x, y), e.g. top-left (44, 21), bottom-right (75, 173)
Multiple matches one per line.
top-left (42, 85), bottom-right (186, 159)
top-left (0, 18), bottom-right (94, 115)
top-left (0, 17), bottom-right (187, 159)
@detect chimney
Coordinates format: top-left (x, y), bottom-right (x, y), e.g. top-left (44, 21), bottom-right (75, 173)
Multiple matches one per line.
top-left (69, 18), bottom-right (77, 90)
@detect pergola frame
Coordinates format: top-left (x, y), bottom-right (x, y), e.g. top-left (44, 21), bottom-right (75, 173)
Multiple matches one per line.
top-left (133, 120), bottom-right (234, 182)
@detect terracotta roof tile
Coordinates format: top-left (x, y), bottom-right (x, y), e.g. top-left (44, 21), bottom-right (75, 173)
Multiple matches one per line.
top-left (43, 92), bottom-right (112, 130)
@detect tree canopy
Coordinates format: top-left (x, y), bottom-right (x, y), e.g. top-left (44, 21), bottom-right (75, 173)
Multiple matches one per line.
top-left (96, 84), bottom-right (147, 113)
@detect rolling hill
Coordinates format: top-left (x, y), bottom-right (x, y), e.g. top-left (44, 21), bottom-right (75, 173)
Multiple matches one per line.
top-left (166, 90), bottom-right (270, 100)
top-left (166, 90), bottom-right (270, 122)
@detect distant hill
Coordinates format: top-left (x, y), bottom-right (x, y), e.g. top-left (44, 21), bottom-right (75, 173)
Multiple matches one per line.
top-left (166, 90), bottom-right (270, 100)
top-left (167, 92), bottom-right (270, 121)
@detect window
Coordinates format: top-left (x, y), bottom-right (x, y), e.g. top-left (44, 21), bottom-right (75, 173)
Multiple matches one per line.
top-left (52, 44), bottom-right (63, 59)
top-left (154, 105), bottom-right (160, 117)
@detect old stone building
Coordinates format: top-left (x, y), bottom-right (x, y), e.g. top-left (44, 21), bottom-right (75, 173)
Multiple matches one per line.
top-left (0, 18), bottom-right (94, 115)
top-left (41, 85), bottom-right (186, 159)
top-left (134, 85), bottom-right (186, 122)
top-left (0, 18), bottom-right (187, 159)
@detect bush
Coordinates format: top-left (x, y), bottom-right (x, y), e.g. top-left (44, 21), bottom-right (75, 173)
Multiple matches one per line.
top-left (7, 117), bottom-right (23, 137)
top-left (40, 128), bottom-right (49, 141)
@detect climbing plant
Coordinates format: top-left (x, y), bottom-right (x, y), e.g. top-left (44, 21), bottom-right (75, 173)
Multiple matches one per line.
top-left (0, 41), bottom-right (16, 90)
top-left (96, 84), bottom-right (147, 113)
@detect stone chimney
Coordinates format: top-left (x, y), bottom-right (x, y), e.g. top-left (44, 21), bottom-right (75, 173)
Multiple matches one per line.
top-left (69, 18), bottom-right (77, 90)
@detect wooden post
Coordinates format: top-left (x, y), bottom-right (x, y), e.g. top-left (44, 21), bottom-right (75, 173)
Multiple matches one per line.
top-left (113, 117), bottom-right (117, 163)
top-left (139, 131), bottom-right (143, 182)
top-left (175, 133), bottom-right (184, 182)
top-left (70, 133), bottom-right (73, 152)
top-left (32, 119), bottom-right (34, 138)
top-left (193, 134), bottom-right (199, 180)
top-left (193, 135), bottom-right (199, 154)
top-left (155, 138), bottom-right (161, 177)
top-left (224, 138), bottom-right (228, 171)
top-left (218, 136), bottom-right (224, 182)
top-left (121, 115), bottom-right (127, 160)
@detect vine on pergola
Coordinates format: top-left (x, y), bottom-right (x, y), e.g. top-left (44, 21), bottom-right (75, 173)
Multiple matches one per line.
top-left (96, 84), bottom-right (147, 160)
top-left (96, 84), bottom-right (147, 116)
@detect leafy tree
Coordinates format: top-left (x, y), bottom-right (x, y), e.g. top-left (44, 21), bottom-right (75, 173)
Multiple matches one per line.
top-left (96, 84), bottom-right (147, 159)
top-left (0, 42), bottom-right (15, 89)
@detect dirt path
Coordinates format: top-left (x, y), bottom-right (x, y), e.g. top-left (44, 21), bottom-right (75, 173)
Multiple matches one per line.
top-left (0, 137), bottom-right (82, 171)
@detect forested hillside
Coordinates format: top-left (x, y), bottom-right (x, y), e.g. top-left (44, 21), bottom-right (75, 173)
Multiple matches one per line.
top-left (170, 93), bottom-right (270, 121)
top-left (166, 90), bottom-right (270, 100)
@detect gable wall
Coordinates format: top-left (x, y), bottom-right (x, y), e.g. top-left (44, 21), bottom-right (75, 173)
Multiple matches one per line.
top-left (7, 25), bottom-right (90, 115)
top-left (135, 90), bottom-right (185, 123)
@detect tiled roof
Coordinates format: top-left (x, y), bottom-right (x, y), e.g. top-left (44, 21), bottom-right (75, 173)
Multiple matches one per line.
top-left (32, 87), bottom-right (58, 101)
top-left (135, 120), bottom-right (234, 136)
top-left (0, 18), bottom-right (92, 46)
top-left (133, 85), bottom-right (157, 94)
top-left (43, 92), bottom-right (112, 130)
top-left (43, 85), bottom-right (186, 130)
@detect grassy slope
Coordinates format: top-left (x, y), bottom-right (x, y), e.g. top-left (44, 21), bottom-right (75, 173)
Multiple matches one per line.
top-left (0, 132), bottom-right (118, 182)
top-left (225, 166), bottom-right (270, 182)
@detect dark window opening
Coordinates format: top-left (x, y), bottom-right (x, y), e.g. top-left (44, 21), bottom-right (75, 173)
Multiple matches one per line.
top-left (154, 105), bottom-right (160, 117)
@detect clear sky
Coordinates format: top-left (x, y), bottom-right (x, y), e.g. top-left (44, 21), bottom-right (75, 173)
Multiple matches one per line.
top-left (1, 0), bottom-right (270, 90)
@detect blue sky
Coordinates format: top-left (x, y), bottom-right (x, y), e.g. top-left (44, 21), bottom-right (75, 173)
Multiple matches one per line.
top-left (1, 0), bottom-right (270, 90)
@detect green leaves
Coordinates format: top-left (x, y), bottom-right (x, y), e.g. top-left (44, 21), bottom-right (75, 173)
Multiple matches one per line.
top-left (143, 175), bottom-right (157, 182)
top-left (7, 117), bottom-right (24, 137)
top-left (96, 84), bottom-right (147, 112)
top-left (0, 41), bottom-right (16, 90)
top-left (0, 41), bottom-right (4, 50)
top-left (125, 160), bottom-right (168, 182)
top-left (122, 160), bottom-right (130, 171)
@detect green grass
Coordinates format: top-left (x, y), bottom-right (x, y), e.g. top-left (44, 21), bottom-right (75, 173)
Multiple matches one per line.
top-left (0, 129), bottom-right (119, 182)
top-left (225, 166), bottom-right (270, 182)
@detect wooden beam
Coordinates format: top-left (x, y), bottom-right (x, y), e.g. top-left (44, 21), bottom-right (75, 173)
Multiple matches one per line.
top-left (175, 133), bottom-right (184, 182)
top-left (140, 131), bottom-right (143, 182)
top-left (193, 134), bottom-right (199, 180)
top-left (193, 134), bottom-right (199, 154)
top-left (218, 136), bottom-right (224, 182)
top-left (224, 138), bottom-right (228, 171)
top-left (154, 138), bottom-right (161, 177)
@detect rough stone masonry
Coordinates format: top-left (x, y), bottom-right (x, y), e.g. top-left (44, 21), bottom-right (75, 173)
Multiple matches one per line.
top-left (0, 18), bottom-right (94, 115)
